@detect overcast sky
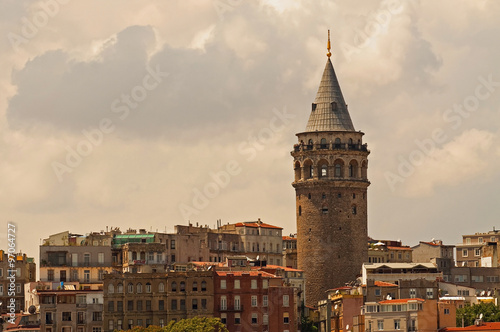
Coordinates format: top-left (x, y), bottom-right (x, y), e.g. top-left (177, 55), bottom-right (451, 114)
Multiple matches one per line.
top-left (2, 0), bottom-right (500, 263)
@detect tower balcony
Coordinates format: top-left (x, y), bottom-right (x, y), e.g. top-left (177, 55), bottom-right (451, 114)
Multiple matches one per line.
top-left (293, 143), bottom-right (369, 153)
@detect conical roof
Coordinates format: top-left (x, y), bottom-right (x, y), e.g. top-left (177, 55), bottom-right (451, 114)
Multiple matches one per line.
top-left (305, 58), bottom-right (355, 132)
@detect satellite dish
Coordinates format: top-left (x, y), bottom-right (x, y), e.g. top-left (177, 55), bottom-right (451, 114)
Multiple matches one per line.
top-left (480, 313), bottom-right (484, 319)
top-left (386, 295), bottom-right (392, 300)
top-left (28, 305), bottom-right (36, 314)
top-left (481, 291), bottom-right (486, 296)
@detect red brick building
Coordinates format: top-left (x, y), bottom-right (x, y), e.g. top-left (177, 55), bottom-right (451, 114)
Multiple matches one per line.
top-left (214, 270), bottom-right (297, 332)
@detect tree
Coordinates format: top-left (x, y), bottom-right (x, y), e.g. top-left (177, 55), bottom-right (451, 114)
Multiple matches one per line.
top-left (456, 302), bottom-right (500, 327)
top-left (115, 317), bottom-right (228, 332)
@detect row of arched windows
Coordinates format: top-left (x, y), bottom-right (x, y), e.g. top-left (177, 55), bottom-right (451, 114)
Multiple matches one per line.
top-left (297, 138), bottom-right (363, 151)
top-left (107, 280), bottom-right (208, 294)
top-left (294, 159), bottom-right (367, 181)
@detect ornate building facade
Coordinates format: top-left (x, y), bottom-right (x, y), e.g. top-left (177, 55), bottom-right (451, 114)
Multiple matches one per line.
top-left (291, 34), bottom-right (370, 307)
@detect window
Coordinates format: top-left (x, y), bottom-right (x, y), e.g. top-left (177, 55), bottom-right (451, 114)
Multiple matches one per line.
top-left (192, 281), bottom-right (197, 291)
top-left (108, 320), bottom-right (114, 332)
top-left (321, 164), bottom-right (327, 177)
top-left (171, 282), bottom-right (177, 292)
top-left (463, 249), bottom-right (468, 257)
top-left (251, 279), bottom-right (257, 289)
top-left (284, 312), bottom-right (290, 324)
top-left (171, 300), bottom-right (177, 310)
top-left (117, 320), bottom-right (122, 330)
top-left (455, 275), bottom-right (468, 282)
top-left (251, 313), bottom-right (258, 324)
top-left (220, 296), bottom-right (227, 310)
top-left (148, 252), bottom-right (154, 262)
top-left (146, 283), bottom-right (151, 293)
top-left (234, 280), bottom-right (240, 289)
top-left (220, 313), bottom-right (227, 325)
top-left (283, 295), bottom-right (289, 307)
top-left (322, 206), bottom-right (328, 214)
top-left (128, 320), bottom-right (133, 329)
top-left (158, 282), bottom-right (164, 292)
top-left (235, 313), bottom-right (241, 324)
top-left (263, 314), bottom-right (268, 325)
top-left (352, 205), bottom-right (357, 215)
top-left (444, 308), bottom-right (450, 314)
top-left (201, 280), bottom-right (207, 291)
top-left (492, 236), bottom-right (496, 242)
top-left (263, 279), bottom-right (268, 289)
top-left (45, 312), bottom-right (53, 324)
top-left (92, 328), bottom-right (101, 332)
top-left (127, 300), bottom-right (133, 311)
top-left (191, 299), bottom-right (197, 310)
top-left (159, 300), bottom-right (164, 310)
top-left (487, 276), bottom-right (499, 282)
top-left (377, 320), bottom-right (384, 330)
top-left (466, 238), bottom-right (471, 244)
top-left (84, 270), bottom-right (90, 283)
top-left (136, 283), bottom-right (142, 293)
top-left (394, 319), bottom-right (401, 330)
top-left (426, 288), bottom-right (434, 299)
top-left (107, 301), bottom-right (114, 312)
top-left (127, 283), bottom-right (134, 293)
top-left (335, 164), bottom-right (342, 177)
top-left (220, 279), bottom-right (226, 289)
top-left (179, 282), bottom-right (185, 292)
top-left (201, 298), bottom-right (207, 309)
top-left (375, 289), bottom-right (381, 296)
top-left (92, 312), bottom-right (102, 321)
top-left (48, 269), bottom-right (54, 281)
top-left (171, 254), bottom-right (175, 263)
top-left (98, 253), bottom-right (104, 264)
top-left (137, 300), bottom-right (143, 311)
top-left (475, 248), bottom-right (481, 256)
top-left (146, 300), bottom-right (152, 311)
top-left (62, 312), bottom-right (71, 321)
top-left (472, 275), bottom-right (483, 282)
top-left (0, 285), bottom-right (3, 296)
top-left (410, 288), bottom-right (416, 298)
top-left (479, 237), bottom-right (483, 243)
top-left (251, 295), bottom-right (257, 307)
top-left (263, 295), bottom-right (268, 307)
top-left (171, 240), bottom-right (176, 249)
top-left (117, 301), bottom-right (123, 311)
top-left (234, 296), bottom-right (241, 310)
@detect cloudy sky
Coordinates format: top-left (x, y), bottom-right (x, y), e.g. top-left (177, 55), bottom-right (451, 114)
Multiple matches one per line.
top-left (2, 0), bottom-right (500, 263)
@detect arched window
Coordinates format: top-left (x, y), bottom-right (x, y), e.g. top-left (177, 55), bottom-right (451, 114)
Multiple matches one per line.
top-left (320, 138), bottom-right (327, 149)
top-left (117, 283), bottom-right (123, 293)
top-left (322, 206), bottom-right (328, 214)
top-left (192, 282), bottom-right (198, 292)
top-left (140, 252), bottom-right (146, 260)
top-left (321, 164), bottom-right (327, 177)
top-left (136, 283), bottom-right (143, 293)
top-left (335, 164), bottom-right (342, 177)
top-left (352, 205), bottom-right (357, 215)
top-left (334, 138), bottom-right (341, 149)
top-left (107, 284), bottom-right (114, 294)
top-left (349, 164), bottom-right (354, 177)
top-left (145, 282), bottom-right (151, 293)
top-left (132, 252), bottom-right (137, 260)
top-left (171, 282), bottom-right (177, 292)
top-left (303, 160), bottom-right (313, 179)
top-left (158, 282), bottom-right (165, 292)
top-left (180, 282), bottom-right (186, 292)
top-left (127, 283), bottom-right (133, 293)
top-left (349, 160), bottom-right (358, 178)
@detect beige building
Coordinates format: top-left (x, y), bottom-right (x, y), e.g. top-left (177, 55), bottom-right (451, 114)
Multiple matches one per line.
top-left (282, 235), bottom-right (297, 269)
top-left (219, 219), bottom-right (283, 265)
top-left (368, 240), bottom-right (413, 264)
top-left (363, 298), bottom-right (438, 332)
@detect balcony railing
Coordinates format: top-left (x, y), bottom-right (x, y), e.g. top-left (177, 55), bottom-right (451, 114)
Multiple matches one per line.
top-left (293, 143), bottom-right (368, 153)
top-left (218, 305), bottom-right (243, 312)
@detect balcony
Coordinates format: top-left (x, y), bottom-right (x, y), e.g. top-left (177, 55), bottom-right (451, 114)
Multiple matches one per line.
top-left (292, 143), bottom-right (369, 153)
top-left (218, 305), bottom-right (243, 312)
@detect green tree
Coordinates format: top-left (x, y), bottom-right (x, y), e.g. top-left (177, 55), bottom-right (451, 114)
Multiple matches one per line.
top-left (115, 317), bottom-right (228, 332)
top-left (456, 302), bottom-right (500, 327)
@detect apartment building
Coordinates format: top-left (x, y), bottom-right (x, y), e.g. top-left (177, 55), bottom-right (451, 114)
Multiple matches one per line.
top-left (412, 240), bottom-right (455, 279)
top-left (0, 251), bottom-right (36, 314)
top-left (368, 240), bottom-right (412, 264)
top-left (317, 286), bottom-right (364, 332)
top-left (214, 270), bottom-right (296, 332)
top-left (282, 235), bottom-right (297, 269)
top-left (39, 289), bottom-right (103, 332)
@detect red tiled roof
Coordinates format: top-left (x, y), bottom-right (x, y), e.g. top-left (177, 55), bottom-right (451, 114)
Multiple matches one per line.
top-left (282, 236), bottom-right (297, 241)
top-left (379, 298), bottom-right (425, 304)
top-left (441, 322), bottom-right (500, 331)
top-left (421, 241), bottom-right (439, 246)
top-left (374, 281), bottom-right (398, 287)
top-left (216, 271), bottom-right (279, 278)
top-left (262, 265), bottom-right (303, 272)
top-left (387, 246), bottom-right (412, 251)
top-left (234, 222), bottom-right (282, 229)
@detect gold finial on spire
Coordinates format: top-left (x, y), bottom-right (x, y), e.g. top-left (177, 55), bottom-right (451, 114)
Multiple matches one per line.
top-left (327, 30), bottom-right (332, 58)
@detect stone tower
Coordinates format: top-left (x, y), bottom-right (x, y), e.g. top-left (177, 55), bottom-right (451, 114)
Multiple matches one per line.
top-left (291, 33), bottom-right (369, 307)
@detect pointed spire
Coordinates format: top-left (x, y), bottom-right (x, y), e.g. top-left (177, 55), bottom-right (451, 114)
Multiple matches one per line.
top-left (327, 30), bottom-right (331, 58)
top-left (305, 32), bottom-right (355, 132)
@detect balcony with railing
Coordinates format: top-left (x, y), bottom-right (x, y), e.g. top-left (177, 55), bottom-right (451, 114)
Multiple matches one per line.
top-left (293, 142), bottom-right (368, 153)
